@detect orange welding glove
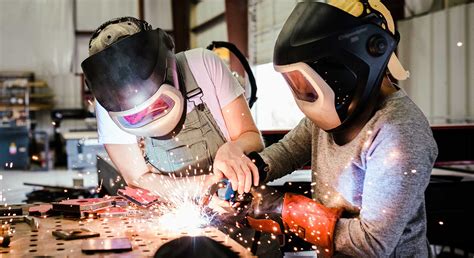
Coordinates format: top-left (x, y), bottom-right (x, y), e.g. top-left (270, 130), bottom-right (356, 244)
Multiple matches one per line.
top-left (244, 187), bottom-right (342, 256)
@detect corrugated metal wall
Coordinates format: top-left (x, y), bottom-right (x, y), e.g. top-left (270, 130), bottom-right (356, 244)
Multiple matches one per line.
top-left (398, 3), bottom-right (474, 124)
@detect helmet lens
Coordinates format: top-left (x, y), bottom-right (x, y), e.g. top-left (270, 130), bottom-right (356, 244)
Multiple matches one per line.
top-left (115, 94), bottom-right (175, 128)
top-left (282, 70), bottom-right (318, 102)
top-left (309, 58), bottom-right (358, 111)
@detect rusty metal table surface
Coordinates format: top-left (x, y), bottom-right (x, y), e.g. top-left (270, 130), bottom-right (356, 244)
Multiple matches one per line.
top-left (0, 215), bottom-right (256, 257)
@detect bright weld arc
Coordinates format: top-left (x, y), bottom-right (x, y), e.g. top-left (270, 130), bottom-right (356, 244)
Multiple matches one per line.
top-left (142, 164), bottom-right (218, 234)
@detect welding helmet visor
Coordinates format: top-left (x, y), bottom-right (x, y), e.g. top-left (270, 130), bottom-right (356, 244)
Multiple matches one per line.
top-left (81, 28), bottom-right (184, 137)
top-left (274, 2), bottom-right (398, 132)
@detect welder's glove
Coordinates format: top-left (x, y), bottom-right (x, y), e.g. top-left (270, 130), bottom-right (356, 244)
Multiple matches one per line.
top-left (242, 186), bottom-right (343, 256)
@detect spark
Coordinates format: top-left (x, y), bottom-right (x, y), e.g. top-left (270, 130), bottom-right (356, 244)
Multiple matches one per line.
top-left (133, 172), bottom-right (219, 235)
top-left (156, 199), bottom-right (214, 235)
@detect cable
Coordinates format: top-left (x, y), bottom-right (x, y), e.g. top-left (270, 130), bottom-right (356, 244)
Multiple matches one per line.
top-left (206, 41), bottom-right (258, 108)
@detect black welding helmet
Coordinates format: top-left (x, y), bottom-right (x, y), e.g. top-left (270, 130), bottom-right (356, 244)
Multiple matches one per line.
top-left (81, 17), bottom-right (184, 137)
top-left (273, 0), bottom-right (408, 132)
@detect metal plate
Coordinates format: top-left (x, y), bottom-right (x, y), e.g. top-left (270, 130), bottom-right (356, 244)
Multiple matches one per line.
top-left (0, 216), bottom-right (255, 257)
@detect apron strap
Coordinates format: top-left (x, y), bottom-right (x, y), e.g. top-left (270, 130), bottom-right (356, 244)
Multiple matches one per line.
top-left (176, 52), bottom-right (204, 103)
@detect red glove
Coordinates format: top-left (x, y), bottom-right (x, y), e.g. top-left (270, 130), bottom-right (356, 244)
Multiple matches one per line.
top-left (244, 187), bottom-right (343, 256)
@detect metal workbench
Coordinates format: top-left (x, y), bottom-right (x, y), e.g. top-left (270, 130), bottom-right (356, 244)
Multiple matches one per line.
top-left (0, 215), bottom-right (255, 257)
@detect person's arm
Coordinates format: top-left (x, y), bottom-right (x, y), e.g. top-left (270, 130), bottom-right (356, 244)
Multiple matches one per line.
top-left (223, 95), bottom-right (264, 155)
top-left (259, 117), bottom-right (314, 182)
top-left (103, 143), bottom-right (148, 183)
top-left (104, 143), bottom-right (207, 200)
top-left (333, 123), bottom-right (438, 256)
top-left (213, 94), bottom-right (264, 194)
top-left (200, 49), bottom-right (264, 193)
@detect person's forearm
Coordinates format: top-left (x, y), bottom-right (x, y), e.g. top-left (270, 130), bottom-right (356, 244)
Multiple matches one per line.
top-left (104, 143), bottom-right (149, 183)
top-left (104, 144), bottom-right (208, 202)
top-left (232, 130), bottom-right (264, 154)
top-left (260, 118), bottom-right (313, 183)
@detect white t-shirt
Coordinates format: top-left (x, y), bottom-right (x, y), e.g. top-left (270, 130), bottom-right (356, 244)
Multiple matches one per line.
top-left (95, 48), bottom-right (245, 144)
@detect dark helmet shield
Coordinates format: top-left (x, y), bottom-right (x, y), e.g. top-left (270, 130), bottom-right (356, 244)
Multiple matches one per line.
top-left (273, 2), bottom-right (398, 132)
top-left (309, 57), bottom-right (358, 119)
top-left (81, 29), bottom-right (172, 112)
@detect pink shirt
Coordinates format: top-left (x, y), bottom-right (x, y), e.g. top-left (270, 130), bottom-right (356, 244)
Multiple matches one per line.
top-left (95, 48), bottom-right (244, 144)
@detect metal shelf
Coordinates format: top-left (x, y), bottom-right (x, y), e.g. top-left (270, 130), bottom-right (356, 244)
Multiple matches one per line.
top-left (0, 104), bottom-right (54, 111)
top-left (0, 80), bottom-right (48, 88)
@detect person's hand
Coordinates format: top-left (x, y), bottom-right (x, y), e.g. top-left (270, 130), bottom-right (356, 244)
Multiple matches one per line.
top-left (234, 185), bottom-right (285, 232)
top-left (213, 142), bottom-right (259, 194)
top-left (236, 186), bottom-right (343, 256)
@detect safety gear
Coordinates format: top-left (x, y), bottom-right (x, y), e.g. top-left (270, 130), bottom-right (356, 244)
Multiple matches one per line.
top-left (144, 53), bottom-right (227, 176)
top-left (242, 186), bottom-right (343, 256)
top-left (81, 17), bottom-right (183, 137)
top-left (330, 0), bottom-right (409, 80)
top-left (88, 17), bottom-right (151, 56)
top-left (273, 1), bottom-right (401, 132)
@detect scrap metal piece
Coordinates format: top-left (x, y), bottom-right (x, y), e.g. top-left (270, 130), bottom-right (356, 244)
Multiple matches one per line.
top-left (117, 186), bottom-right (160, 207)
top-left (0, 215), bottom-right (39, 230)
top-left (52, 198), bottom-right (115, 217)
top-left (24, 216), bottom-right (39, 230)
top-left (28, 204), bottom-right (54, 217)
top-left (81, 237), bottom-right (132, 254)
top-left (0, 205), bottom-right (24, 216)
top-left (53, 228), bottom-right (100, 240)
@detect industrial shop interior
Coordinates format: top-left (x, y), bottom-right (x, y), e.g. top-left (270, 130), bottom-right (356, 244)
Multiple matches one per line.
top-left (0, 0), bottom-right (473, 257)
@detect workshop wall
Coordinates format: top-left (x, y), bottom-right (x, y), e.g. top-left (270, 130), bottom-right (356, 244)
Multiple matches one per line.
top-left (0, 0), bottom-right (174, 135)
top-left (73, 0), bottom-right (140, 74)
top-left (0, 0), bottom-right (81, 136)
top-left (398, 3), bottom-right (474, 124)
top-left (73, 0), bottom-right (173, 73)
top-left (0, 0), bottom-right (77, 111)
top-left (143, 0), bottom-right (173, 31)
top-left (0, 1), bottom-right (73, 75)
top-left (191, 0), bottom-right (227, 48)
top-left (248, 0), bottom-right (305, 130)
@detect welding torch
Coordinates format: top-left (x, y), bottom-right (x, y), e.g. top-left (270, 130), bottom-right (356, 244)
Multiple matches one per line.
top-left (200, 152), bottom-right (269, 207)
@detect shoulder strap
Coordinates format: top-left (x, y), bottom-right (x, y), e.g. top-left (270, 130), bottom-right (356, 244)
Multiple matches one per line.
top-left (175, 52), bottom-right (202, 100)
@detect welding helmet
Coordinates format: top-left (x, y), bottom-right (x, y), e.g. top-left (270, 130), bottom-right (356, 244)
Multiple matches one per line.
top-left (81, 17), bottom-right (184, 137)
top-left (273, 0), bottom-right (409, 132)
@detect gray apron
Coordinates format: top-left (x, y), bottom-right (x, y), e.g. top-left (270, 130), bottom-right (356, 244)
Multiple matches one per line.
top-left (144, 52), bottom-right (227, 177)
